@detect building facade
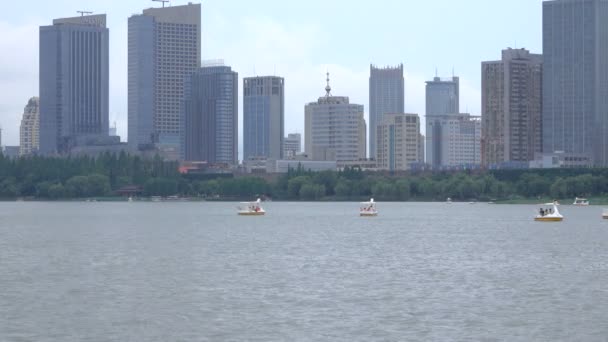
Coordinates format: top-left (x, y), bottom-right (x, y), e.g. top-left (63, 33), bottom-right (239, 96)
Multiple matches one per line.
top-left (482, 48), bottom-right (543, 168)
top-left (39, 14), bottom-right (109, 155)
top-left (183, 65), bottom-right (238, 165)
top-left (283, 133), bottom-right (302, 158)
top-left (128, 3), bottom-right (201, 160)
top-left (543, 0), bottom-right (608, 166)
top-left (20, 97), bottom-right (40, 156)
top-left (376, 113), bottom-right (423, 171)
top-left (305, 77), bottom-right (366, 162)
top-left (426, 114), bottom-right (482, 168)
top-left (369, 64), bottom-right (405, 159)
top-left (243, 76), bottom-right (285, 161)
top-left (425, 76), bottom-right (460, 168)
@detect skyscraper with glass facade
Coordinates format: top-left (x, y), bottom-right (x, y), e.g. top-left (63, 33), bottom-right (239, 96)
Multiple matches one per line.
top-left (369, 64), bottom-right (404, 159)
top-left (425, 76), bottom-right (460, 168)
top-left (184, 65), bottom-right (238, 165)
top-left (243, 76), bottom-right (285, 161)
top-left (543, 0), bottom-right (608, 166)
top-left (128, 3), bottom-right (201, 160)
top-left (39, 14), bottom-right (109, 155)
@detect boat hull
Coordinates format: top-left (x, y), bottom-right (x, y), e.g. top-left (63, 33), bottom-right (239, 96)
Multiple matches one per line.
top-left (238, 212), bottom-right (265, 216)
top-left (535, 217), bottom-right (563, 222)
top-left (360, 213), bottom-right (378, 217)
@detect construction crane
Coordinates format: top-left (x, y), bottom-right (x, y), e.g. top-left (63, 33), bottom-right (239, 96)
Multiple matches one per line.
top-left (152, 0), bottom-right (170, 8)
top-left (77, 11), bottom-right (93, 16)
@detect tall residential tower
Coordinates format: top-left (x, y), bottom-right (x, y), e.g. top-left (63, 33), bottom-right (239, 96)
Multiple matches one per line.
top-left (482, 48), bottom-right (543, 168)
top-left (128, 3), bottom-right (201, 160)
top-left (20, 97), bottom-right (40, 156)
top-left (39, 14), bottom-right (109, 155)
top-left (369, 64), bottom-right (404, 159)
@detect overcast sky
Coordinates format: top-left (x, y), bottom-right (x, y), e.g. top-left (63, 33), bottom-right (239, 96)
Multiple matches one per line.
top-left (0, 0), bottom-right (543, 147)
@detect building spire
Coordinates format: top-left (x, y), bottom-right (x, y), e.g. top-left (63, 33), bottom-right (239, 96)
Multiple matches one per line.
top-left (325, 71), bottom-right (332, 97)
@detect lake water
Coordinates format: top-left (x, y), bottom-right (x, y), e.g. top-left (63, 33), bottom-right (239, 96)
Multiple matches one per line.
top-left (1, 202), bottom-right (607, 341)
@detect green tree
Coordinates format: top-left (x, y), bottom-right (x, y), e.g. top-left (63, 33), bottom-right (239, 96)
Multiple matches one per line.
top-left (48, 184), bottom-right (67, 199)
top-left (87, 174), bottom-right (111, 197)
top-left (300, 183), bottom-right (326, 200)
top-left (66, 176), bottom-right (90, 198)
top-left (334, 179), bottom-right (352, 198)
top-left (287, 176), bottom-right (311, 199)
top-left (144, 178), bottom-right (178, 197)
top-left (395, 179), bottom-right (411, 201)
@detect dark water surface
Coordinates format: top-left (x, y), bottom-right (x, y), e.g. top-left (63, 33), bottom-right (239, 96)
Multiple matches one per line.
top-left (1, 202), bottom-right (607, 341)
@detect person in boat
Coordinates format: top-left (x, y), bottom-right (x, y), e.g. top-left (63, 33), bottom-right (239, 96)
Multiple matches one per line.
top-left (540, 208), bottom-right (545, 217)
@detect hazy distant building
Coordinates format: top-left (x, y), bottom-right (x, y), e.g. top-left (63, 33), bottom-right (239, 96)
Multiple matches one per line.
top-left (3, 146), bottom-right (20, 159)
top-left (482, 48), bottom-right (543, 168)
top-left (128, 3), bottom-right (201, 160)
top-left (283, 133), bottom-right (301, 158)
top-left (426, 114), bottom-right (481, 168)
top-left (39, 14), bottom-right (109, 155)
top-left (543, 0), bottom-right (608, 166)
top-left (369, 64), bottom-right (405, 159)
top-left (305, 75), bottom-right (366, 162)
top-left (20, 97), bottom-right (40, 156)
top-left (184, 64), bottom-right (238, 165)
top-left (376, 113), bottom-right (423, 171)
top-left (425, 76), bottom-right (460, 168)
top-left (243, 76), bottom-right (285, 161)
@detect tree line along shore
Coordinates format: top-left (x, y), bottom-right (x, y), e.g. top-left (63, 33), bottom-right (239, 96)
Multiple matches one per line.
top-left (0, 152), bottom-right (607, 203)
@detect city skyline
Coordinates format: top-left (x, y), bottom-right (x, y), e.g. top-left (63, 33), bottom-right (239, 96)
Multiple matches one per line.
top-left (0, 0), bottom-right (543, 148)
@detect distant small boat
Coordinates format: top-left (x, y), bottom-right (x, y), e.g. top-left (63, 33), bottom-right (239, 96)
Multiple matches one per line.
top-left (573, 197), bottom-right (590, 206)
top-left (151, 196), bottom-right (162, 202)
top-left (446, 198), bottom-right (453, 204)
top-left (238, 199), bottom-right (266, 216)
top-left (128, 197), bottom-right (134, 203)
top-left (603, 209), bottom-right (608, 220)
top-left (360, 198), bottom-right (378, 217)
top-left (535, 202), bottom-right (563, 222)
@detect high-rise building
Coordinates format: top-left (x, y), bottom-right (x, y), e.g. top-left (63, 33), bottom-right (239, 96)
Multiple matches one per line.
top-left (283, 133), bottom-right (302, 159)
top-left (376, 113), bottom-right (423, 171)
top-left (426, 76), bottom-right (459, 116)
top-left (426, 114), bottom-right (481, 168)
top-left (39, 14), bottom-right (109, 155)
top-left (482, 48), bottom-right (543, 168)
top-left (305, 75), bottom-right (366, 162)
top-left (128, 3), bottom-right (201, 160)
top-left (543, 0), bottom-right (608, 166)
top-left (243, 76), bottom-right (285, 161)
top-left (369, 64), bottom-right (404, 159)
top-left (183, 65), bottom-right (238, 165)
top-left (20, 97), bottom-right (40, 156)
top-left (425, 76), bottom-right (460, 168)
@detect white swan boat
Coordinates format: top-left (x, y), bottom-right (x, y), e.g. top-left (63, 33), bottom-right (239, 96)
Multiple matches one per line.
top-left (535, 202), bottom-right (563, 222)
top-left (360, 199), bottom-right (378, 217)
top-left (238, 199), bottom-right (266, 216)
top-left (573, 197), bottom-right (590, 206)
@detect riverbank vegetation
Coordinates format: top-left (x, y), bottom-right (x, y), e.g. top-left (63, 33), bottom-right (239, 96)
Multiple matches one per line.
top-left (1, 153), bottom-right (608, 202)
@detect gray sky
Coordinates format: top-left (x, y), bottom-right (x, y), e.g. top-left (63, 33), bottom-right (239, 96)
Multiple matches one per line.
top-left (0, 0), bottom-right (543, 147)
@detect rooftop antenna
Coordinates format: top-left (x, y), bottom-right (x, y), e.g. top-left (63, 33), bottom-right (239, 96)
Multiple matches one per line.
top-left (152, 0), bottom-right (170, 8)
top-left (77, 11), bottom-right (93, 16)
top-left (325, 71), bottom-right (332, 97)
top-left (435, 67), bottom-right (438, 78)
